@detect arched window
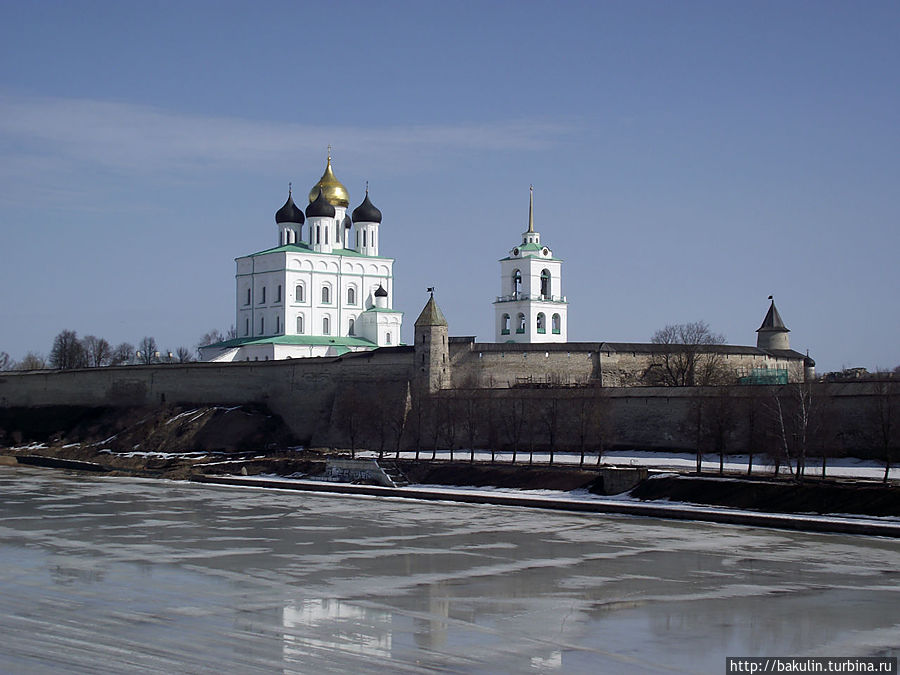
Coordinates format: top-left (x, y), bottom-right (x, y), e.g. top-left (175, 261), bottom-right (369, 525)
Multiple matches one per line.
top-left (297, 315), bottom-right (304, 334)
top-left (347, 287), bottom-right (356, 305)
top-left (537, 312), bottom-right (546, 333)
top-left (259, 316), bottom-right (265, 335)
top-left (513, 269), bottom-right (522, 297)
top-left (276, 315), bottom-right (281, 333)
top-left (501, 313), bottom-right (510, 335)
top-left (295, 284), bottom-right (305, 303)
top-left (363, 230), bottom-right (367, 247)
top-left (316, 226), bottom-right (321, 244)
top-left (356, 230), bottom-right (359, 248)
top-left (324, 226), bottom-right (329, 245)
top-left (245, 318), bottom-right (249, 336)
top-left (516, 313), bottom-right (526, 334)
top-left (540, 269), bottom-right (550, 298)
top-left (276, 285), bottom-right (282, 303)
top-left (245, 288), bottom-right (251, 305)
top-left (322, 286), bottom-right (330, 304)
top-left (552, 313), bottom-right (561, 334)
top-left (260, 286), bottom-right (266, 304)
top-left (386, 332), bottom-right (392, 345)
top-left (348, 318), bottom-right (355, 336)
top-left (323, 316), bottom-right (330, 335)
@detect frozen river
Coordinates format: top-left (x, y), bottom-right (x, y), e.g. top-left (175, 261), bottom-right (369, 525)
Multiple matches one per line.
top-left (1, 466), bottom-right (898, 673)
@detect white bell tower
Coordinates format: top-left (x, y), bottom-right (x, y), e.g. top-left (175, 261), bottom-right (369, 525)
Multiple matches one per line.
top-left (493, 186), bottom-right (567, 343)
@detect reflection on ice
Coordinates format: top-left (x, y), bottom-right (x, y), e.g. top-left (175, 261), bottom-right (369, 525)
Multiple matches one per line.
top-left (0, 465), bottom-right (898, 674)
top-left (283, 598), bottom-right (393, 662)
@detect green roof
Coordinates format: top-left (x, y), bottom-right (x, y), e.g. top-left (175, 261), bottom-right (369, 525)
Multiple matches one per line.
top-left (240, 243), bottom-right (392, 261)
top-left (202, 335), bottom-right (377, 349)
top-left (361, 307), bottom-right (404, 314)
top-left (499, 254), bottom-right (563, 262)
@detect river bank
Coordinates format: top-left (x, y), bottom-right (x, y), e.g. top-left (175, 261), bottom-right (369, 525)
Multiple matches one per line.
top-left (3, 441), bottom-right (900, 534)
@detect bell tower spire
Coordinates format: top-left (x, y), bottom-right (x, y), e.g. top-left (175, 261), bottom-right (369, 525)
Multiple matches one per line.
top-left (527, 184), bottom-right (534, 234)
top-left (493, 186), bottom-right (568, 343)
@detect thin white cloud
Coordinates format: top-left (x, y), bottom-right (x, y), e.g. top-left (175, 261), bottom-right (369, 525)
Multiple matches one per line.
top-left (0, 94), bottom-right (570, 176)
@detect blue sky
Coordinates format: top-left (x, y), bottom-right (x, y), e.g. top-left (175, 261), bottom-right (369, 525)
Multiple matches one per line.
top-left (1, 0), bottom-right (897, 372)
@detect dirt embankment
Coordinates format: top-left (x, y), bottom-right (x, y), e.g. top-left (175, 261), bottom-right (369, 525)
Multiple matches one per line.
top-left (0, 404), bottom-right (301, 479)
top-left (397, 460), bottom-right (603, 492)
top-left (3, 405), bottom-right (898, 518)
top-left (632, 474), bottom-right (900, 517)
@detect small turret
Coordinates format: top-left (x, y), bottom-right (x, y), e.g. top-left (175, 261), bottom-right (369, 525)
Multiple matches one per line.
top-left (414, 290), bottom-right (449, 393)
top-left (374, 283), bottom-right (388, 308)
top-left (804, 353), bottom-right (816, 381)
top-left (275, 185), bottom-right (304, 246)
top-left (352, 185), bottom-right (382, 256)
top-left (306, 188), bottom-right (336, 253)
top-left (756, 297), bottom-right (790, 351)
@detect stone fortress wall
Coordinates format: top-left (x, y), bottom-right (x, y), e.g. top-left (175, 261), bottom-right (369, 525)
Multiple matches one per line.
top-left (448, 339), bottom-right (805, 388)
top-left (0, 342), bottom-right (882, 456)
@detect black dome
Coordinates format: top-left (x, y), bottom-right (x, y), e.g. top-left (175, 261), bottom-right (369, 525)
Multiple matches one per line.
top-left (374, 284), bottom-right (388, 297)
top-left (342, 214), bottom-right (352, 229)
top-left (352, 191), bottom-right (382, 223)
top-left (275, 191), bottom-right (305, 224)
top-left (306, 188), bottom-right (335, 218)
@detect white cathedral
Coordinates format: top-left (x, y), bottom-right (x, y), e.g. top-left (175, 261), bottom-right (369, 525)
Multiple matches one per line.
top-left (200, 156), bottom-right (567, 363)
top-left (199, 153), bottom-right (403, 361)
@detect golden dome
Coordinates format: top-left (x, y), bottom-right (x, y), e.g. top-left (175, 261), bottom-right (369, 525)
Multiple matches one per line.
top-left (308, 155), bottom-right (350, 208)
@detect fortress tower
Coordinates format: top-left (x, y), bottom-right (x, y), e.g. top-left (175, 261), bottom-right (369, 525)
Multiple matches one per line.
top-left (414, 292), bottom-right (449, 393)
top-left (493, 187), bottom-right (567, 343)
top-left (756, 297), bottom-right (790, 351)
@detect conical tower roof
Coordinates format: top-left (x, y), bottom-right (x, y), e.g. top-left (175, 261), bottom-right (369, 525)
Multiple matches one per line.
top-left (415, 294), bottom-right (447, 327)
top-left (757, 298), bottom-right (789, 333)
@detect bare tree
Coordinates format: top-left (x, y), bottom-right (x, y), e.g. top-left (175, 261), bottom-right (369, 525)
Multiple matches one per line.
top-left (743, 389), bottom-right (767, 476)
top-left (198, 329), bottom-right (227, 347)
top-left (0, 352), bottom-right (10, 371)
top-left (408, 396), bottom-right (428, 460)
top-left (809, 384), bottom-right (837, 479)
top-left (868, 381), bottom-right (900, 483)
top-left (442, 396), bottom-right (461, 461)
top-left (390, 392), bottom-right (410, 459)
top-left (372, 398), bottom-right (390, 459)
top-left (460, 395), bottom-right (481, 463)
top-left (49, 330), bottom-right (87, 369)
top-left (686, 397), bottom-right (706, 473)
top-left (770, 383), bottom-right (816, 480)
top-left (499, 397), bottom-right (526, 464)
top-left (648, 321), bottom-right (729, 386)
top-left (15, 352), bottom-right (46, 370)
top-left (337, 389), bottom-right (363, 459)
top-left (540, 397), bottom-right (561, 465)
top-left (704, 387), bottom-right (736, 475)
top-left (82, 335), bottom-right (112, 367)
top-left (175, 346), bottom-right (194, 363)
top-left (137, 336), bottom-right (158, 365)
top-left (593, 391), bottom-right (616, 466)
top-left (110, 342), bottom-right (135, 366)
top-left (575, 395), bottom-right (596, 467)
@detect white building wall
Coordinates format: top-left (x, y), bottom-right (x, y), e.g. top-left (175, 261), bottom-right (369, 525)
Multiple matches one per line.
top-left (235, 250), bottom-right (396, 343)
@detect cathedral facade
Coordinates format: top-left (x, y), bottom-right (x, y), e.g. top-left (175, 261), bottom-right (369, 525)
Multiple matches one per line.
top-left (199, 154), bottom-right (402, 362)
